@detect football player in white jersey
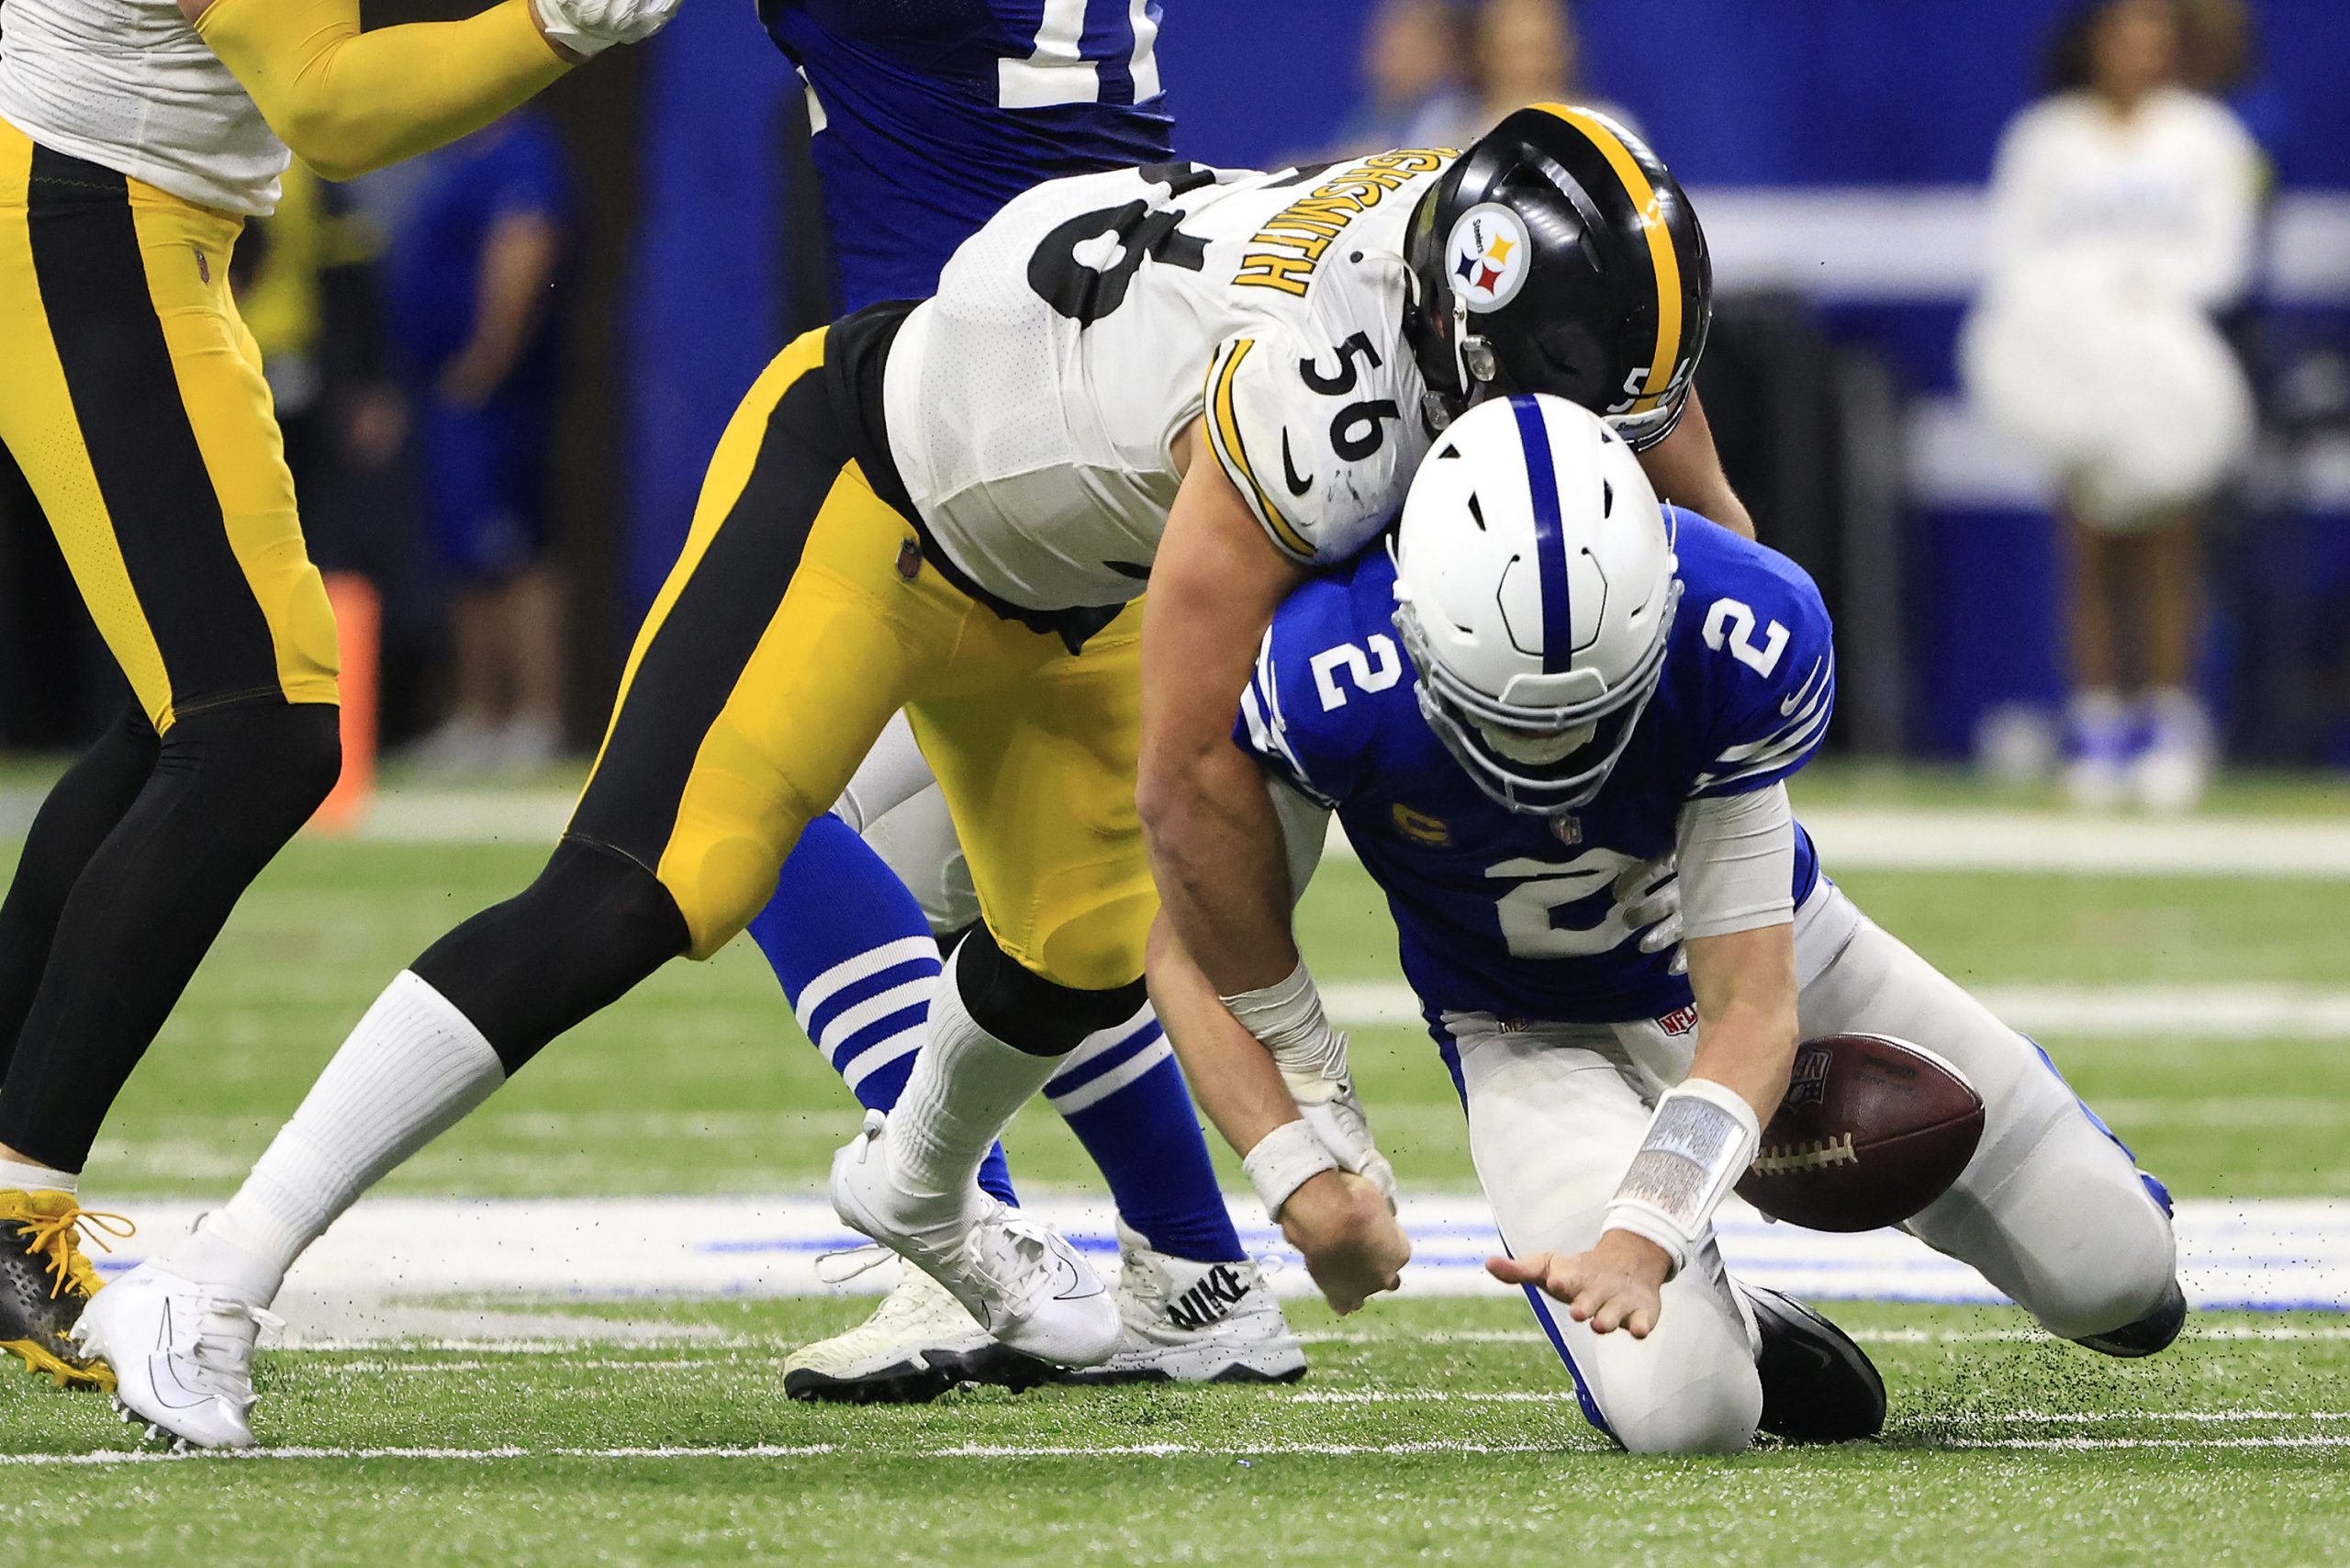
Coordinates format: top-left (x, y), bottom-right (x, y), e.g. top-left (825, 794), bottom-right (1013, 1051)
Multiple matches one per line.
top-left (0, 0), bottom-right (682, 1389)
top-left (88, 106), bottom-right (1722, 1447)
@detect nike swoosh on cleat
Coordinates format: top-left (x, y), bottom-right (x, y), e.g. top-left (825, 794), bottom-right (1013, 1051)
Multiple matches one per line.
top-left (144, 1356), bottom-right (214, 1411)
top-left (1281, 431), bottom-right (1314, 497)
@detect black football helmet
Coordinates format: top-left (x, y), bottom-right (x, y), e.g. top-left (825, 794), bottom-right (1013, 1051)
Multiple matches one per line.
top-left (1404, 103), bottom-right (1712, 449)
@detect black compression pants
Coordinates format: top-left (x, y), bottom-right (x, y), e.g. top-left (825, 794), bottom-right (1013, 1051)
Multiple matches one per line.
top-left (0, 700), bottom-right (341, 1170)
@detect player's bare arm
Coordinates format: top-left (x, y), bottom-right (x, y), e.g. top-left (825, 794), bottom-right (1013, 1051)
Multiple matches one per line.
top-left (1636, 387), bottom-right (1755, 540)
top-left (1137, 418), bottom-right (1310, 995)
top-left (177, 0), bottom-right (681, 178)
top-left (1147, 918), bottom-right (1408, 1315)
top-left (1490, 918), bottom-right (1798, 1338)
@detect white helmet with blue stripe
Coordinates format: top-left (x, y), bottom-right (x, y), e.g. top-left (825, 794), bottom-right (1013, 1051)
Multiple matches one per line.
top-left (1390, 392), bottom-right (1682, 815)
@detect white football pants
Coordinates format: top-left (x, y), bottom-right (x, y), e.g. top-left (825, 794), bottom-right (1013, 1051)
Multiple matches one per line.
top-left (1444, 880), bottom-right (2179, 1454)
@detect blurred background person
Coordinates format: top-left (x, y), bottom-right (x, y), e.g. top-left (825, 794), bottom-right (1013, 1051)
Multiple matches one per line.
top-left (1961, 0), bottom-right (2262, 812)
top-left (1322, 0), bottom-right (1476, 154)
top-left (1470, 0), bottom-right (1637, 140)
top-left (380, 108), bottom-right (576, 776)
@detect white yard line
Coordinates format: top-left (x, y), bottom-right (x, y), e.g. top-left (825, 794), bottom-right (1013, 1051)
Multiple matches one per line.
top-left (1947, 1436), bottom-right (2350, 1451)
top-left (77, 1194), bottom-right (2350, 1328)
top-left (1321, 980), bottom-right (2350, 1040)
top-left (10, 1433), bottom-right (2350, 1464)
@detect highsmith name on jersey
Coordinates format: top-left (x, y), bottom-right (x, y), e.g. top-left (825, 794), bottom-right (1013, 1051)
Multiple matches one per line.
top-left (1237, 510), bottom-right (1834, 1025)
top-left (882, 150), bottom-right (1458, 614)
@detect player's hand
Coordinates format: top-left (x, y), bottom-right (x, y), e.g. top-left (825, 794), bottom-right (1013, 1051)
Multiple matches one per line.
top-left (1616, 857), bottom-right (1684, 972)
top-left (1300, 1081), bottom-right (1400, 1211)
top-left (529, 0), bottom-right (683, 60)
top-left (1279, 1169), bottom-right (1409, 1316)
top-left (1486, 1229), bottom-right (1671, 1338)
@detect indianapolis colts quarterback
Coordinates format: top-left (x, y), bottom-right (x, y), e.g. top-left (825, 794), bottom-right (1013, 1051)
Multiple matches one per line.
top-left (1161, 394), bottom-right (2185, 1452)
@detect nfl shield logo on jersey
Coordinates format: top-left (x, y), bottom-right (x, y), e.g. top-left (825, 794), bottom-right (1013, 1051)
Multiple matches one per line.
top-left (1550, 814), bottom-right (1582, 846)
top-left (1446, 203), bottom-right (1532, 310)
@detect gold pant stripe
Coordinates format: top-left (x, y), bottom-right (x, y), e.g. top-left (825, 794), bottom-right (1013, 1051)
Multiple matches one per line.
top-left (570, 325), bottom-right (1157, 987)
top-left (0, 121), bottom-right (337, 730)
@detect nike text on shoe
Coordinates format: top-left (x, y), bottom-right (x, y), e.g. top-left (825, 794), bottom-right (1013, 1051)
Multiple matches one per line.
top-left (0, 1190), bottom-right (129, 1392)
top-left (1058, 1221), bottom-right (1307, 1385)
top-left (783, 1263), bottom-right (1054, 1404)
top-left (2073, 1278), bottom-right (2188, 1359)
top-left (829, 1109), bottom-right (1121, 1368)
top-left (73, 1260), bottom-right (279, 1450)
top-left (1744, 1284), bottom-right (1886, 1443)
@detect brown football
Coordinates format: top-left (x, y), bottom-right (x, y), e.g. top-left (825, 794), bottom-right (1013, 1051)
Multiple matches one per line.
top-left (1734, 1033), bottom-right (1986, 1233)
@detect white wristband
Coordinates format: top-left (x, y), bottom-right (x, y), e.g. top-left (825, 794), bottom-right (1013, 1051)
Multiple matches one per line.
top-left (1243, 1119), bottom-right (1341, 1221)
top-left (1223, 961), bottom-right (1348, 1104)
top-left (1602, 1078), bottom-right (1762, 1281)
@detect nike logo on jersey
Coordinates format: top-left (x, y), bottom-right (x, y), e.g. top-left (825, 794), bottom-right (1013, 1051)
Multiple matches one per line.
top-left (1281, 431), bottom-right (1314, 496)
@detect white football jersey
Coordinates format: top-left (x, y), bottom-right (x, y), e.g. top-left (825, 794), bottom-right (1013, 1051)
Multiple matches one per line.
top-left (882, 150), bottom-right (1459, 613)
top-left (0, 0), bottom-right (287, 216)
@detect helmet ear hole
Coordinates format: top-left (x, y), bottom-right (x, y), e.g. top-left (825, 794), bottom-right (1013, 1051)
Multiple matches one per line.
top-left (1602, 480), bottom-right (1614, 517)
top-left (1466, 493), bottom-right (1486, 531)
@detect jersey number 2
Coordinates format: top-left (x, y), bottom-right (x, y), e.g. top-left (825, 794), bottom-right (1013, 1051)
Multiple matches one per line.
top-left (1702, 598), bottom-right (1788, 678)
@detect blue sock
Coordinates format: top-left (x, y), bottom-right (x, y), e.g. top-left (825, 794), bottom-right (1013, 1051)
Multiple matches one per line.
top-left (1046, 1004), bottom-right (1244, 1263)
top-left (750, 813), bottom-right (1018, 1207)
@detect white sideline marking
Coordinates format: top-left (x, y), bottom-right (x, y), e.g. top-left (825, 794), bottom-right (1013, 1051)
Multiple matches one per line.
top-left (79, 1195), bottom-right (2350, 1330)
top-left (1322, 980), bottom-right (2350, 1040)
top-left (1949, 1436), bottom-right (2350, 1451)
top-left (13, 1433), bottom-right (2350, 1464)
top-left (276, 789), bottom-right (2350, 878)
top-left (1322, 805), bottom-right (2350, 879)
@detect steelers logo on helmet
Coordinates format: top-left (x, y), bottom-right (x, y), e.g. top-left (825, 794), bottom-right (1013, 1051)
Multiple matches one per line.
top-left (1445, 202), bottom-right (1531, 312)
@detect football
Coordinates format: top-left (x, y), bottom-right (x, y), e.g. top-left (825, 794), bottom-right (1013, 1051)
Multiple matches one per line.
top-left (1735, 1034), bottom-right (1987, 1233)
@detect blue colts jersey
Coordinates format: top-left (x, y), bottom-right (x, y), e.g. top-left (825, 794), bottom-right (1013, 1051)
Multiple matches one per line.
top-left (760, 0), bottom-right (1177, 310)
top-left (1237, 510), bottom-right (1833, 1025)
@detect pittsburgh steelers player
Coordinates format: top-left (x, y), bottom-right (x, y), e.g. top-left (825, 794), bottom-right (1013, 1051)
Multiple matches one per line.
top-left (0, 0), bottom-right (686, 1390)
top-left (748, 6), bottom-right (1751, 1398)
top-left (745, 0), bottom-right (1308, 1398)
top-left (1157, 393), bottom-right (2182, 1452)
top-left (87, 106), bottom-right (1725, 1447)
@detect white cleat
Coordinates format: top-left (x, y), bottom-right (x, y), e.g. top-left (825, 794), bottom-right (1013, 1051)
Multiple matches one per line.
top-left (783, 1263), bottom-right (1052, 1404)
top-left (1061, 1221), bottom-right (1307, 1385)
top-left (829, 1110), bottom-right (1120, 1369)
top-left (73, 1261), bottom-right (278, 1450)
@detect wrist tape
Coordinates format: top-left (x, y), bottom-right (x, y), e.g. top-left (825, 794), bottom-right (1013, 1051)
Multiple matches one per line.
top-left (1222, 961), bottom-right (1348, 1104)
top-left (1603, 1078), bottom-right (1761, 1281)
top-left (1243, 1119), bottom-right (1340, 1220)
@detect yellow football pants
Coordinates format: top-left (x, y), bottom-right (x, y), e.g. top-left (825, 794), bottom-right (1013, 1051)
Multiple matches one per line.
top-left (567, 327), bottom-right (1157, 989)
top-left (0, 122), bottom-right (340, 731)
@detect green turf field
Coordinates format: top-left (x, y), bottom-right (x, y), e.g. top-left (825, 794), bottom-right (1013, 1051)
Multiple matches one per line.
top-left (0, 790), bottom-right (2344, 1563)
top-left (6, 1299), bottom-right (2349, 1563)
top-left (67, 834), bottom-right (2350, 1200)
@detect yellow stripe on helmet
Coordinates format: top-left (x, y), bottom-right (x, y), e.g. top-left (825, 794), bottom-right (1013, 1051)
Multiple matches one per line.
top-left (1534, 102), bottom-right (1684, 409)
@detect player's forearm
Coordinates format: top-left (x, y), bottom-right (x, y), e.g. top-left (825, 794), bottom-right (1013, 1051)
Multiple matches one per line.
top-left (1141, 737), bottom-right (1300, 992)
top-left (1136, 451), bottom-right (1310, 994)
top-left (1683, 922), bottom-right (1800, 1125)
top-left (1146, 916), bottom-right (1303, 1159)
top-left (197, 0), bottom-right (569, 182)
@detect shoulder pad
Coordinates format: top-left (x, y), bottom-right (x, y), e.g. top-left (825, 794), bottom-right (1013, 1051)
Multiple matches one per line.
top-left (1203, 314), bottom-right (1426, 569)
top-left (1683, 545), bottom-right (1837, 799)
